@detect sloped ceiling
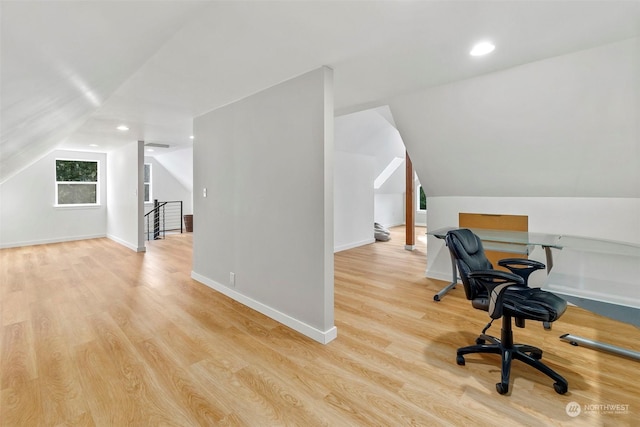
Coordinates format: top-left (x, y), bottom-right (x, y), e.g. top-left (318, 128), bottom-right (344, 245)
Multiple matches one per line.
top-left (335, 106), bottom-right (406, 194)
top-left (2, 1), bottom-right (640, 183)
top-left (0, 1), bottom-right (208, 182)
top-left (390, 37), bottom-right (639, 198)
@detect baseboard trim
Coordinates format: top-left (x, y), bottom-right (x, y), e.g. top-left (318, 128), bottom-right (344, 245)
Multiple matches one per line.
top-left (107, 234), bottom-right (146, 252)
top-left (191, 271), bottom-right (337, 345)
top-left (334, 238), bottom-right (375, 253)
top-left (426, 269), bottom-right (459, 284)
top-left (0, 234), bottom-right (106, 249)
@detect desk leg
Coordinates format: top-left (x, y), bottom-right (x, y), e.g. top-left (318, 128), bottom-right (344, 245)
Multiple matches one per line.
top-left (434, 252), bottom-right (458, 301)
top-left (560, 334), bottom-right (640, 361)
top-left (541, 245), bottom-right (555, 329)
top-left (543, 246), bottom-right (554, 272)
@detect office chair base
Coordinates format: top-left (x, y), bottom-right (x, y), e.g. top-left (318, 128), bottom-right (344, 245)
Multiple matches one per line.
top-left (473, 335), bottom-right (542, 359)
top-left (457, 343), bottom-right (567, 394)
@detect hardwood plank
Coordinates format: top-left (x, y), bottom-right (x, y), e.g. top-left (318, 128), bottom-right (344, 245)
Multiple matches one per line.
top-left (0, 229), bottom-right (638, 426)
top-left (1, 321), bottom-right (37, 390)
top-left (135, 337), bottom-right (231, 425)
top-left (27, 297), bottom-right (92, 425)
top-left (73, 339), bottom-right (136, 426)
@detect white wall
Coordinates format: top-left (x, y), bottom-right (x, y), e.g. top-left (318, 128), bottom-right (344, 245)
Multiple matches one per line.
top-left (335, 106), bottom-right (408, 237)
top-left (192, 67), bottom-right (336, 344)
top-left (0, 150), bottom-right (107, 248)
top-left (107, 141), bottom-right (145, 252)
top-left (152, 146), bottom-right (194, 210)
top-left (143, 156), bottom-right (192, 216)
top-left (374, 194), bottom-right (404, 228)
top-left (334, 150), bottom-right (375, 252)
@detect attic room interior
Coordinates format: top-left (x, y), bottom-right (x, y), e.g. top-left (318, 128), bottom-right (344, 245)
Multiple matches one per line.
top-left (1, 1), bottom-right (639, 425)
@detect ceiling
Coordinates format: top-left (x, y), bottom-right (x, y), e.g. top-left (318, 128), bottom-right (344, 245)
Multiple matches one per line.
top-left (2, 0), bottom-right (639, 183)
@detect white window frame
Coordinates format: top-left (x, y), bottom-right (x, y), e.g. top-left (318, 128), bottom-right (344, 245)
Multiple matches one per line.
top-left (144, 163), bottom-right (152, 204)
top-left (55, 158), bottom-right (100, 206)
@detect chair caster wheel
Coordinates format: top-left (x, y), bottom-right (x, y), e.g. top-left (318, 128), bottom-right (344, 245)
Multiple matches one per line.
top-left (456, 355), bottom-right (465, 366)
top-left (553, 382), bottom-right (568, 394)
top-left (496, 383), bottom-right (508, 395)
top-left (475, 338), bottom-right (486, 345)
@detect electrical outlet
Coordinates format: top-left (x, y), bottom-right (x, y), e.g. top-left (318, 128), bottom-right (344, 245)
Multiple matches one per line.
top-left (230, 272), bottom-right (235, 287)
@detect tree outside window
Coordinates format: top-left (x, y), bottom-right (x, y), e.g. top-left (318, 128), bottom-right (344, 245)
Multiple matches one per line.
top-left (55, 159), bottom-right (99, 205)
top-left (418, 185), bottom-right (427, 211)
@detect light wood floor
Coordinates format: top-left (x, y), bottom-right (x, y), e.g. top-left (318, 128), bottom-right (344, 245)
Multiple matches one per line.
top-left (1, 227), bottom-right (638, 426)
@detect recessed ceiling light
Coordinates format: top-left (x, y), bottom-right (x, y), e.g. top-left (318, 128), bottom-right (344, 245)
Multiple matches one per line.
top-left (117, 125), bottom-right (129, 131)
top-left (146, 148), bottom-right (154, 152)
top-left (89, 144), bottom-right (99, 147)
top-left (470, 41), bottom-right (495, 56)
top-left (190, 135), bottom-right (194, 140)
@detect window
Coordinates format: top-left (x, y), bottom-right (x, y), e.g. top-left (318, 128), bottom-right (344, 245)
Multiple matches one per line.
top-left (417, 185), bottom-right (427, 211)
top-left (55, 159), bottom-right (99, 205)
top-left (144, 163), bottom-right (152, 203)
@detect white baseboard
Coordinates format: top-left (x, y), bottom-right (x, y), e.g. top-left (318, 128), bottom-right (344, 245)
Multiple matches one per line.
top-left (0, 233), bottom-right (106, 249)
top-left (389, 222), bottom-right (427, 228)
top-left (334, 238), bottom-right (375, 253)
top-left (191, 271), bottom-right (337, 345)
top-left (386, 222), bottom-right (406, 228)
top-left (107, 234), bottom-right (146, 252)
top-left (426, 269), bottom-right (458, 284)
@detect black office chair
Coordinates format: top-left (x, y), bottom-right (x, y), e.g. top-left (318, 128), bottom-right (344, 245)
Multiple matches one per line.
top-left (445, 228), bottom-right (568, 395)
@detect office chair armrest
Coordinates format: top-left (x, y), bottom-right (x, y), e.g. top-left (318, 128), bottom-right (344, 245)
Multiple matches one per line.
top-left (468, 270), bottom-right (525, 319)
top-left (498, 258), bottom-right (546, 284)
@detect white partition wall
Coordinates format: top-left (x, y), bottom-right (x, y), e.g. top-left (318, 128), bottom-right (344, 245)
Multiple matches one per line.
top-left (106, 140), bottom-right (145, 252)
top-left (334, 150), bottom-right (375, 252)
top-left (192, 67), bottom-right (336, 344)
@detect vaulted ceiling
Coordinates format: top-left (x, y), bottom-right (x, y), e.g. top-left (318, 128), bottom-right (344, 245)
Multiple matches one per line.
top-left (2, 0), bottom-right (639, 183)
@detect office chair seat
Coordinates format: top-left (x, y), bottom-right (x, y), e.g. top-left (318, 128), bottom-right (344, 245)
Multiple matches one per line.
top-left (446, 228), bottom-right (568, 395)
top-left (504, 288), bottom-right (566, 321)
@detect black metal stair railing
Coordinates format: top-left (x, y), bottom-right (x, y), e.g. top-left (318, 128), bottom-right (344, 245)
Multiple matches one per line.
top-left (144, 200), bottom-right (183, 240)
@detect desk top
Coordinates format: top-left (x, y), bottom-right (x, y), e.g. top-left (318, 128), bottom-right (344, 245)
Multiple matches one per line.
top-left (428, 226), bottom-right (640, 311)
top-left (428, 226), bottom-right (640, 255)
top-left (427, 226), bottom-right (561, 248)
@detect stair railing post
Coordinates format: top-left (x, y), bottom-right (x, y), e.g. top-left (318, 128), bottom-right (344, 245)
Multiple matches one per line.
top-left (153, 199), bottom-right (160, 240)
top-left (162, 203), bottom-right (166, 239)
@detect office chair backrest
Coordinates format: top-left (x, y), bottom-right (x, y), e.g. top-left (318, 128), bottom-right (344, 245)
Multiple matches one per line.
top-left (445, 228), bottom-right (493, 300)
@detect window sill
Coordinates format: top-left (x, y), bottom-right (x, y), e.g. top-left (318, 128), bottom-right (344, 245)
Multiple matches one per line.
top-left (54, 204), bottom-right (102, 209)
